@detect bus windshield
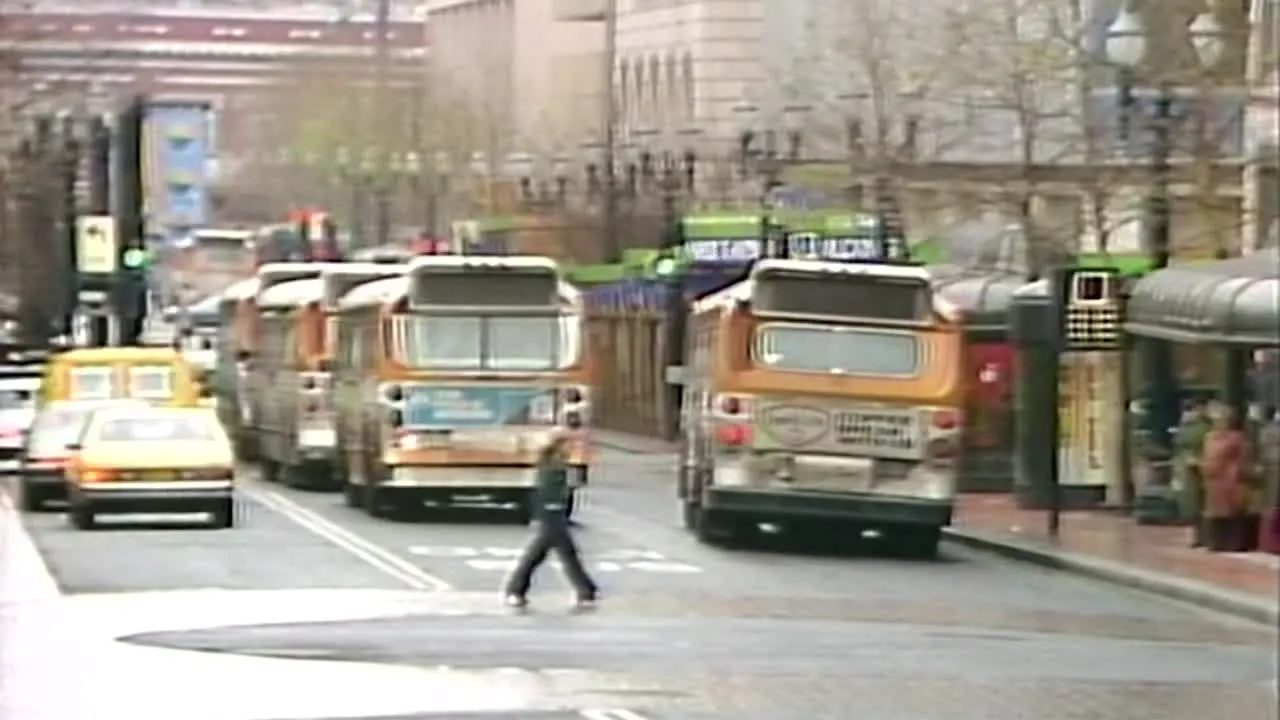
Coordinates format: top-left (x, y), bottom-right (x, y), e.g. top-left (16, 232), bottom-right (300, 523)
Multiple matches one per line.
top-left (752, 323), bottom-right (921, 376)
top-left (400, 315), bottom-right (577, 370)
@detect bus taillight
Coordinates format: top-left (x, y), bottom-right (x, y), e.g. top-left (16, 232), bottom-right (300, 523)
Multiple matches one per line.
top-left (716, 423), bottom-right (751, 447)
top-left (931, 408), bottom-right (960, 430)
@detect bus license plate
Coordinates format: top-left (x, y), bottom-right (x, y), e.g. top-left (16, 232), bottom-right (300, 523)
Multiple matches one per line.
top-left (453, 430), bottom-right (518, 452)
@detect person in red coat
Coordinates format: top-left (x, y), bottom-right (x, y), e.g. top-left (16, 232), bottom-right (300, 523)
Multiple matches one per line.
top-left (1201, 407), bottom-right (1260, 552)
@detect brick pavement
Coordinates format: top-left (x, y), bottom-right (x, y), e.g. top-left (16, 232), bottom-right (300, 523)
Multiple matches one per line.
top-left (950, 494), bottom-right (1280, 606)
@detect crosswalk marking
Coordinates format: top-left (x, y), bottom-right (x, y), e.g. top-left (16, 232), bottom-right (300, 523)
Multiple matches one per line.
top-left (407, 545), bottom-right (703, 575)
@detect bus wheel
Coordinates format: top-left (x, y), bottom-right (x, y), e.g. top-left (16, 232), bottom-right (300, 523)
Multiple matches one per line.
top-left (695, 508), bottom-right (736, 547)
top-left (894, 526), bottom-right (941, 560)
top-left (364, 485), bottom-right (391, 518)
top-left (258, 458), bottom-right (277, 483)
top-left (343, 481), bottom-right (361, 508)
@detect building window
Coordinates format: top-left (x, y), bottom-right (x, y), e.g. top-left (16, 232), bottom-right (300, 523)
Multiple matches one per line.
top-left (682, 53), bottom-right (695, 123)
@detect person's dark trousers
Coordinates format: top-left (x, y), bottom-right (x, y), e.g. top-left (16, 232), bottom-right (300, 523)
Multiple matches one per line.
top-left (504, 516), bottom-right (597, 600)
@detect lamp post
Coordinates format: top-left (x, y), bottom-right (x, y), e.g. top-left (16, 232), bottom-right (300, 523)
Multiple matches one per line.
top-left (1105, 3), bottom-right (1224, 484)
top-left (734, 101), bottom-right (808, 259)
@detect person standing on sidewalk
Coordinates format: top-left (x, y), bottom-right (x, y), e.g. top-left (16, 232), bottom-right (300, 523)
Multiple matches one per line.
top-left (1201, 406), bottom-right (1259, 552)
top-left (1175, 400), bottom-right (1212, 546)
top-left (503, 429), bottom-right (599, 608)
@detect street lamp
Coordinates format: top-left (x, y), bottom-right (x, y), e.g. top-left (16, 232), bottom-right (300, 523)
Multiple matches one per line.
top-left (734, 101), bottom-right (809, 258)
top-left (1105, 3), bottom-right (1224, 485)
top-left (504, 151), bottom-right (536, 205)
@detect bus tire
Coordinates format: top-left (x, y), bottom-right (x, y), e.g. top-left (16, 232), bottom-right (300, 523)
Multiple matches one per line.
top-left (694, 508), bottom-right (735, 547)
top-left (895, 526), bottom-right (941, 559)
top-left (364, 485), bottom-right (391, 518)
top-left (343, 481), bottom-right (361, 508)
top-left (260, 458), bottom-right (281, 483)
top-left (680, 500), bottom-right (698, 530)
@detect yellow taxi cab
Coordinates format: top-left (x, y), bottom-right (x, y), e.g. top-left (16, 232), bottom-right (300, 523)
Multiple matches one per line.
top-left (63, 405), bottom-right (236, 529)
top-left (16, 399), bottom-right (150, 512)
top-left (40, 347), bottom-right (208, 408)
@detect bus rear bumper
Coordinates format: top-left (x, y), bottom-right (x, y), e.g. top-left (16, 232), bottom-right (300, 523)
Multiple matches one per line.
top-left (384, 465), bottom-right (538, 490)
top-left (704, 487), bottom-right (953, 527)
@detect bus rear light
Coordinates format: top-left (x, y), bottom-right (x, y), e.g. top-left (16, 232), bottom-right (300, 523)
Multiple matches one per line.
top-left (716, 424), bottom-right (750, 447)
top-left (563, 410), bottom-right (584, 430)
top-left (388, 409), bottom-right (403, 427)
top-left (304, 398), bottom-right (322, 414)
top-left (301, 375), bottom-right (317, 391)
top-left (561, 385), bottom-right (586, 404)
top-left (931, 409), bottom-right (960, 430)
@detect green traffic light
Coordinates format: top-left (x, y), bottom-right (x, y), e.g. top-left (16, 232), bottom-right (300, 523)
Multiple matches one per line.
top-left (122, 248), bottom-right (148, 269)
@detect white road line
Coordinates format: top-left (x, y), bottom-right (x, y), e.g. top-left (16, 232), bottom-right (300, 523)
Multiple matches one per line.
top-left (0, 489), bottom-right (62, 601)
top-left (244, 488), bottom-right (454, 592)
top-left (581, 710), bottom-right (650, 720)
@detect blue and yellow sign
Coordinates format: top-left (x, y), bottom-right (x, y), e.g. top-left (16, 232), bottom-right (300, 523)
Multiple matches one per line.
top-left (403, 385), bottom-right (553, 428)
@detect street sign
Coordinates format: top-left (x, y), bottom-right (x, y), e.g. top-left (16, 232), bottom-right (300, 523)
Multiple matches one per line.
top-left (76, 215), bottom-right (117, 274)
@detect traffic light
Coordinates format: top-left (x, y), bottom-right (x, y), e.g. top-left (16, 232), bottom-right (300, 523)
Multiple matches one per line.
top-left (114, 95), bottom-right (148, 345)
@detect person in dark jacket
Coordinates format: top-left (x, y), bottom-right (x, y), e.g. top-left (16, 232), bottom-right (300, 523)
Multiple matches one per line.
top-left (503, 429), bottom-right (598, 607)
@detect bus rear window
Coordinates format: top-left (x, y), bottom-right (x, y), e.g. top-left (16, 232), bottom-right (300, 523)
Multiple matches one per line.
top-left (752, 324), bottom-right (921, 376)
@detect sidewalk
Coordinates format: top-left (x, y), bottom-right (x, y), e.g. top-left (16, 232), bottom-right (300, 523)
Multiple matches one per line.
top-left (947, 494), bottom-right (1279, 624)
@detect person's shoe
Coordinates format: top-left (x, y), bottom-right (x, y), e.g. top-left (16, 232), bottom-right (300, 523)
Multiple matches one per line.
top-left (573, 591), bottom-right (597, 608)
top-left (504, 594), bottom-right (528, 608)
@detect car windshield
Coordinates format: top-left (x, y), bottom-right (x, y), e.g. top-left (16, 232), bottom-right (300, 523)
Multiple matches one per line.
top-left (28, 407), bottom-right (93, 455)
top-left (0, 387), bottom-right (36, 409)
top-left (95, 415), bottom-right (217, 443)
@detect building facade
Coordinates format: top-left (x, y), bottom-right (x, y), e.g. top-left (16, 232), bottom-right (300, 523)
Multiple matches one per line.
top-left (7, 3), bottom-right (427, 156)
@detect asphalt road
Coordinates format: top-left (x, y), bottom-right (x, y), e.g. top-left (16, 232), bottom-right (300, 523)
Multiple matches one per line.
top-left (14, 446), bottom-right (1278, 720)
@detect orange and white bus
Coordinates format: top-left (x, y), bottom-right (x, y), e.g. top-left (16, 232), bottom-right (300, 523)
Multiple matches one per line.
top-left (332, 255), bottom-right (593, 521)
top-left (318, 263), bottom-right (410, 488)
top-left (214, 276), bottom-right (259, 457)
top-left (677, 258), bottom-right (965, 556)
top-left (242, 263), bottom-right (334, 484)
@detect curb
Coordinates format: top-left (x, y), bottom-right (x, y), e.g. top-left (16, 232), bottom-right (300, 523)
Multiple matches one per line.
top-left (591, 432), bottom-right (677, 455)
top-left (943, 528), bottom-right (1279, 626)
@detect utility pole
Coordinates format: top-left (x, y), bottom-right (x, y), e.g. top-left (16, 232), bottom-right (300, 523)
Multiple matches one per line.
top-left (370, 0), bottom-right (393, 250)
top-left (599, 0), bottom-right (620, 262)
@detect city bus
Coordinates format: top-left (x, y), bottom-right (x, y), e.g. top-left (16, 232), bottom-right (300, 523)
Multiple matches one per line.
top-left (319, 263), bottom-right (410, 488)
top-left (214, 277), bottom-right (260, 458)
top-left (332, 255), bottom-right (592, 521)
top-left (241, 263), bottom-right (332, 473)
top-left (251, 273), bottom-right (336, 488)
top-left (677, 258), bottom-right (965, 557)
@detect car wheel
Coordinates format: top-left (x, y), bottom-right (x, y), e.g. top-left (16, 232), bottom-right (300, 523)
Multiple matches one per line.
top-left (18, 478), bottom-right (44, 513)
top-left (211, 498), bottom-right (235, 529)
top-left (69, 502), bottom-right (96, 531)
